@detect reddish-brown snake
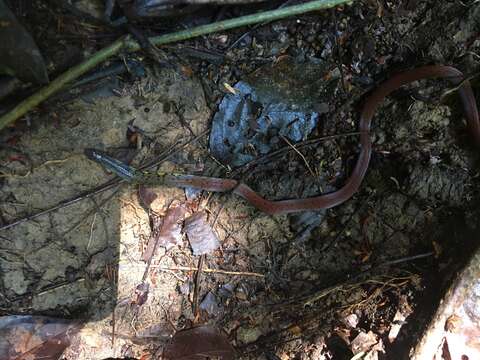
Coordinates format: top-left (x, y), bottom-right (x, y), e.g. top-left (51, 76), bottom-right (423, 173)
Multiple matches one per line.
top-left (87, 65), bottom-right (480, 215)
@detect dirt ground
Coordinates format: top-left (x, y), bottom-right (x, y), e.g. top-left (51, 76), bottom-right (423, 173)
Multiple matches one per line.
top-left (1, 1), bottom-right (480, 359)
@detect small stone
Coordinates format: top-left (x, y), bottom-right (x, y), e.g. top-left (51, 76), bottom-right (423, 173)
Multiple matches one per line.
top-left (236, 326), bottom-right (263, 344)
top-left (342, 313), bottom-right (359, 328)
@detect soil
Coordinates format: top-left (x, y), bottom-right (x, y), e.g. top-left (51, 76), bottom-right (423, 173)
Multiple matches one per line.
top-left (1, 1), bottom-right (480, 359)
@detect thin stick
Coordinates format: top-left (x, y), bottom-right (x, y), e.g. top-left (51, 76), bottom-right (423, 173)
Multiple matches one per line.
top-left (133, 264), bottom-right (265, 277)
top-left (111, 268), bottom-right (118, 348)
top-left (193, 255), bottom-right (205, 321)
top-left (374, 252), bottom-right (434, 267)
top-left (233, 131), bottom-right (362, 176)
top-left (280, 134), bottom-right (318, 179)
top-left (8, 277), bottom-right (87, 302)
top-left (0, 0), bottom-right (355, 130)
top-left (265, 254), bottom-right (428, 308)
top-left (0, 179), bottom-right (121, 232)
top-left (87, 213), bottom-right (97, 250)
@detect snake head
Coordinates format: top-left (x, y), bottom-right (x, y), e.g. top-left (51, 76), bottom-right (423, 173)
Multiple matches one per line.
top-left (84, 148), bottom-right (138, 181)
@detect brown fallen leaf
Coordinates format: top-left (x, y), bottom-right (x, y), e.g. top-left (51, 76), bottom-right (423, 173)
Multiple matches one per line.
top-left (350, 330), bottom-right (384, 360)
top-left (163, 325), bottom-right (235, 360)
top-left (142, 201), bottom-right (187, 261)
top-left (0, 315), bottom-right (81, 360)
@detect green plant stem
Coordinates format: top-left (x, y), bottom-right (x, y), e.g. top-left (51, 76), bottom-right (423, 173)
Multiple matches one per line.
top-left (137, 0), bottom-right (354, 50)
top-left (0, 37), bottom-right (127, 130)
top-left (0, 0), bottom-right (354, 131)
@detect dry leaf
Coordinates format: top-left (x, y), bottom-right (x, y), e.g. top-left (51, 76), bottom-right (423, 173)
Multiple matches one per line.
top-left (163, 325), bottom-right (234, 360)
top-left (142, 201), bottom-right (187, 261)
top-left (184, 212), bottom-right (220, 256)
top-left (350, 331), bottom-right (382, 355)
top-left (0, 315), bottom-right (80, 360)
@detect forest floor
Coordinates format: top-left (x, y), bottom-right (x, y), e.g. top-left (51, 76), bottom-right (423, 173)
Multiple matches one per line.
top-left (0, 1), bottom-right (479, 359)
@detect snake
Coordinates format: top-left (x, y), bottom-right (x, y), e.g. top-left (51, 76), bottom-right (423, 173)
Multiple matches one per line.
top-left (85, 65), bottom-right (480, 215)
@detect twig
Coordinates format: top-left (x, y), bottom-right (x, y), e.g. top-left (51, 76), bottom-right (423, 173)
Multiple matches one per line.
top-left (211, 203), bottom-right (226, 229)
top-left (272, 261), bottom-right (426, 308)
top-left (193, 255), bottom-right (205, 321)
top-left (141, 231), bottom-right (166, 283)
top-left (240, 273), bottom-right (420, 353)
top-left (133, 264), bottom-right (265, 277)
top-left (0, 36), bottom-right (127, 130)
top-left (0, 0), bottom-right (356, 130)
top-left (372, 252), bottom-right (434, 268)
top-left (7, 277), bottom-right (86, 303)
top-left (87, 213), bottom-right (98, 250)
top-left (233, 131), bottom-right (362, 176)
top-left (111, 265), bottom-right (118, 348)
top-left (160, 302), bottom-right (178, 332)
top-left (112, 308), bottom-right (116, 348)
top-left (61, 188), bottom-right (119, 236)
top-left (280, 135), bottom-right (317, 180)
top-left (439, 72), bottom-right (480, 101)
top-left (0, 130), bottom-right (208, 232)
top-left (271, 273), bottom-right (417, 311)
top-left (0, 156), bottom-right (74, 179)
top-left (0, 179), bottom-right (121, 232)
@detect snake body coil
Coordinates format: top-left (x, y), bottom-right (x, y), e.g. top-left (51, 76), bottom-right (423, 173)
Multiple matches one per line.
top-left (87, 65), bottom-right (480, 215)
